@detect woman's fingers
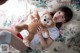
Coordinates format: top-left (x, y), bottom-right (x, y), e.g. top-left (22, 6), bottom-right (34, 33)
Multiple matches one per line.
top-left (38, 26), bottom-right (43, 31)
top-left (37, 25), bottom-right (43, 35)
top-left (37, 26), bottom-right (44, 36)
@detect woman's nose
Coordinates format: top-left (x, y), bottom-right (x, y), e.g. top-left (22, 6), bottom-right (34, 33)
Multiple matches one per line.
top-left (57, 15), bottom-right (62, 18)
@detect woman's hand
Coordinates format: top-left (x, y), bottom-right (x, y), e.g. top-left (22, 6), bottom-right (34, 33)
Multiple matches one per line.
top-left (36, 25), bottom-right (48, 48)
top-left (37, 26), bottom-right (43, 36)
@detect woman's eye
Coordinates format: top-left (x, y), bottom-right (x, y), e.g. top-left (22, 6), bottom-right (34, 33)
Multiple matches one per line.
top-left (59, 12), bottom-right (61, 14)
top-left (62, 16), bottom-right (64, 18)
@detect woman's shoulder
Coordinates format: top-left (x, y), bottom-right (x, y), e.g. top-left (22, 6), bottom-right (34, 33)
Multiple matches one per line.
top-left (48, 27), bottom-right (60, 40)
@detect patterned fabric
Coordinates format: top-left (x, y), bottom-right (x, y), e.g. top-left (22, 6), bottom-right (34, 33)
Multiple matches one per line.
top-left (27, 0), bottom-right (53, 8)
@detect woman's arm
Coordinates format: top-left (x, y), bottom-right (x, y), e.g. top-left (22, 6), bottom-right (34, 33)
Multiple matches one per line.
top-left (38, 34), bottom-right (53, 49)
top-left (37, 26), bottom-right (53, 49)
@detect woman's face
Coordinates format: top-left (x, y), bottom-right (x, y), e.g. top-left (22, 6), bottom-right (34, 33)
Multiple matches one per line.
top-left (53, 10), bottom-right (65, 23)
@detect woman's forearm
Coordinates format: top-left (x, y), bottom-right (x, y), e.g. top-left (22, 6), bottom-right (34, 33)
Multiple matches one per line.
top-left (38, 34), bottom-right (48, 48)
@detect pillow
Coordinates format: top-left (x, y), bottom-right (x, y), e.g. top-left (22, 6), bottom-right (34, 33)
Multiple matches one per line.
top-left (26, 0), bottom-right (60, 12)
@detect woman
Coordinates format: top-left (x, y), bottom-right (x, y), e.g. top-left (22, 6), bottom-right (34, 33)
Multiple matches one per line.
top-left (30, 6), bottom-right (73, 49)
top-left (0, 6), bottom-right (73, 51)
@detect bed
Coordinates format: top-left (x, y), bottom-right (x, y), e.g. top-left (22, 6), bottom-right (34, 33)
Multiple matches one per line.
top-left (0, 0), bottom-right (80, 53)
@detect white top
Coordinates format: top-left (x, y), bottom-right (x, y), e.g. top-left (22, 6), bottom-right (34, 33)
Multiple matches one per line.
top-left (31, 27), bottom-right (59, 49)
top-left (48, 27), bottom-right (59, 40)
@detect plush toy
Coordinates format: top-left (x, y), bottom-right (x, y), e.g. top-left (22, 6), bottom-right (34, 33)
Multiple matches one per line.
top-left (15, 11), bottom-right (55, 46)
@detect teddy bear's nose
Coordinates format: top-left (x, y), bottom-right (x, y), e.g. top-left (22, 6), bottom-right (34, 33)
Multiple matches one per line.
top-left (44, 19), bottom-right (46, 21)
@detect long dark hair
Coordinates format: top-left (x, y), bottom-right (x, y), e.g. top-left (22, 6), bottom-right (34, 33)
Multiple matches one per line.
top-left (0, 0), bottom-right (7, 5)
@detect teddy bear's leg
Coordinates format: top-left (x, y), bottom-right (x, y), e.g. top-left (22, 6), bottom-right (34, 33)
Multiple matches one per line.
top-left (15, 24), bottom-right (28, 32)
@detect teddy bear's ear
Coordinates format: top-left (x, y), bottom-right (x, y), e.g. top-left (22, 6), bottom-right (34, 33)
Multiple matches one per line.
top-left (33, 10), bottom-right (40, 20)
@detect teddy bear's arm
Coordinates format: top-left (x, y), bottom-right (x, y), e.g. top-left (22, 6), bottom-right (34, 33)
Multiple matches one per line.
top-left (15, 24), bottom-right (28, 32)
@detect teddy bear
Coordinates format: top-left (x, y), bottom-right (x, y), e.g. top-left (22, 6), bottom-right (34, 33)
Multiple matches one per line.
top-left (15, 11), bottom-right (55, 46)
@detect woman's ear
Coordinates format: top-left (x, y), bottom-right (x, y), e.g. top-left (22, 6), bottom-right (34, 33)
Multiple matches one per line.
top-left (0, 0), bottom-right (7, 5)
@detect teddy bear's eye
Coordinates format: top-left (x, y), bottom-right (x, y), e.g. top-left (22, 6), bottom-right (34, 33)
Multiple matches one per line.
top-left (47, 21), bottom-right (49, 23)
top-left (47, 20), bottom-right (52, 25)
top-left (44, 19), bottom-right (46, 21)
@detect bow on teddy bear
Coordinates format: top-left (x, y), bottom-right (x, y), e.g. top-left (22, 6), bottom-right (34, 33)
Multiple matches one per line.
top-left (15, 10), bottom-right (55, 46)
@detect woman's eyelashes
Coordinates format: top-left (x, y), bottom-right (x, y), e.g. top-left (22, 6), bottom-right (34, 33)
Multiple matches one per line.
top-left (62, 16), bottom-right (64, 19)
top-left (59, 11), bottom-right (61, 14)
top-left (58, 11), bottom-right (64, 19)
